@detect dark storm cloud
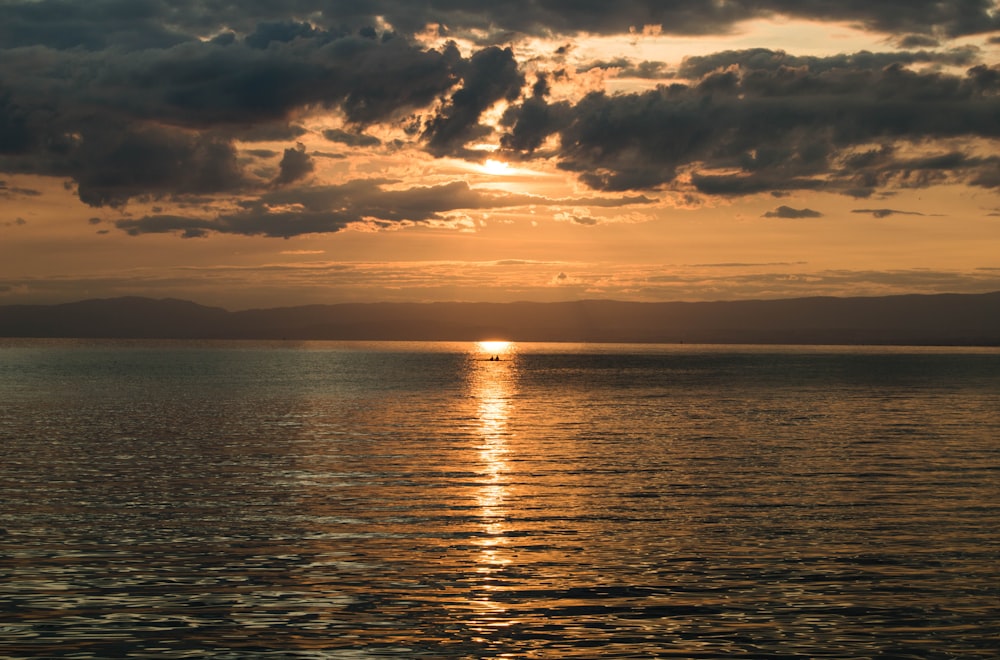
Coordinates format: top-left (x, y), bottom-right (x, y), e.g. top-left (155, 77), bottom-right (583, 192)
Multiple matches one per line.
top-left (579, 59), bottom-right (674, 79)
top-left (215, 123), bottom-right (308, 143)
top-left (0, 0), bottom-right (193, 51)
top-left (115, 179), bottom-right (653, 238)
top-left (677, 47), bottom-right (983, 79)
top-left (971, 165), bottom-right (1000, 189)
top-left (836, 148), bottom-right (1000, 193)
top-left (106, 32), bottom-right (461, 127)
top-left (897, 34), bottom-right (943, 49)
top-left (314, 0), bottom-right (1000, 38)
top-left (499, 74), bottom-right (570, 154)
top-left (735, 0), bottom-right (1000, 38)
top-left (0, 89), bottom-right (36, 155)
top-left (4, 1), bottom-right (995, 54)
top-left (322, 129), bottom-right (382, 147)
top-left (273, 144), bottom-right (315, 186)
top-left (501, 60), bottom-right (1000, 194)
top-left (71, 124), bottom-right (246, 208)
top-left (423, 46), bottom-right (524, 156)
top-left (763, 206), bottom-right (824, 218)
top-left (0, 23), bottom-right (459, 130)
top-left (0, 22), bottom-right (466, 206)
top-left (112, 181), bottom-right (427, 238)
top-left (691, 174), bottom-right (825, 196)
top-left (245, 149), bottom-right (279, 159)
top-left (1, 0), bottom-right (999, 212)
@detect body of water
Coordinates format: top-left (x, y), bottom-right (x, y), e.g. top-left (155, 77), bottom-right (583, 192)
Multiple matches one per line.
top-left (1, 340), bottom-right (998, 658)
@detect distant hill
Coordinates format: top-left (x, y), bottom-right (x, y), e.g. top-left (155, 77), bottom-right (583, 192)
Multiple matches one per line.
top-left (2, 292), bottom-right (1000, 345)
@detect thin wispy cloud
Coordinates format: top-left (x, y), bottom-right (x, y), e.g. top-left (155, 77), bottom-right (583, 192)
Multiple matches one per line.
top-left (852, 208), bottom-right (933, 218)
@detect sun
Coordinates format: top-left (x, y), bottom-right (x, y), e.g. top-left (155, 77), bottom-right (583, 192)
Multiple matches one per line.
top-left (482, 158), bottom-right (512, 175)
top-left (477, 340), bottom-right (512, 354)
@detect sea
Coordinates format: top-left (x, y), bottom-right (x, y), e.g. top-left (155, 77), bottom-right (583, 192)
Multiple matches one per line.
top-left (1, 339), bottom-right (998, 659)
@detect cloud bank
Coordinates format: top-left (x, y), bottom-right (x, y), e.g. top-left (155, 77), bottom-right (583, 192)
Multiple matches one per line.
top-left (1, 0), bottom-right (998, 236)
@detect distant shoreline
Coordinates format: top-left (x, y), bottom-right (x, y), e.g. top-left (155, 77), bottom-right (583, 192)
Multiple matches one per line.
top-left (2, 292), bottom-right (1000, 346)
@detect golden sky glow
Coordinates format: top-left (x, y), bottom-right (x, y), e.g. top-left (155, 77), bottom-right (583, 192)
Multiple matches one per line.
top-left (1, 2), bottom-right (999, 307)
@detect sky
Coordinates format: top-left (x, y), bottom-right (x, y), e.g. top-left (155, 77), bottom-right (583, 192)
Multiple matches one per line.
top-left (1, 0), bottom-right (999, 309)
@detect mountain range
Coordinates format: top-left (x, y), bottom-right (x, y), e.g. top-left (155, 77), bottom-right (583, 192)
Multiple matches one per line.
top-left (2, 292), bottom-right (1000, 345)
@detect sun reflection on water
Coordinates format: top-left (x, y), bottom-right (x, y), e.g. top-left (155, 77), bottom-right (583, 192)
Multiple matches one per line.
top-left (466, 342), bottom-right (519, 619)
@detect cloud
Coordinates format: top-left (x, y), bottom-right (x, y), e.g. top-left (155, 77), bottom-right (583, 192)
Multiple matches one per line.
top-left (115, 179), bottom-right (654, 238)
top-left (322, 129), bottom-right (381, 147)
top-left (0, 27), bottom-right (510, 206)
top-left (851, 208), bottom-right (928, 218)
top-left (555, 211), bottom-right (600, 225)
top-left (0, 0), bottom-right (984, 56)
top-left (6, 258), bottom-right (1000, 307)
top-left (126, 32), bottom-right (460, 127)
top-left (423, 46), bottom-right (524, 156)
top-left (500, 76), bottom-right (570, 154)
top-left (1, 1), bottom-right (997, 56)
top-left (244, 20), bottom-right (327, 50)
top-left (690, 261), bottom-right (809, 268)
top-left (691, 174), bottom-right (825, 197)
top-left (217, 123), bottom-right (308, 143)
top-left (501, 59), bottom-right (1000, 195)
top-left (896, 34), bottom-right (942, 49)
top-left (1, 1), bottom-right (998, 218)
top-left (763, 205), bottom-right (824, 218)
top-left (0, 89), bottom-right (35, 155)
top-left (677, 47), bottom-right (982, 79)
top-left (273, 144), bottom-right (315, 186)
top-left (68, 124), bottom-right (246, 208)
top-left (0, 0), bottom-right (192, 51)
top-left (290, 1), bottom-right (1000, 38)
top-left (0, 27), bottom-right (463, 136)
top-left (493, 259), bottom-right (557, 266)
top-left (550, 271), bottom-right (582, 286)
top-left (637, 266), bottom-right (1000, 300)
top-left (0, 180), bottom-right (41, 198)
top-left (579, 58), bottom-right (673, 79)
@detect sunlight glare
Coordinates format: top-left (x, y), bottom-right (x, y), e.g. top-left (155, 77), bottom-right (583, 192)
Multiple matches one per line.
top-left (483, 159), bottom-right (512, 175)
top-left (477, 340), bottom-right (512, 355)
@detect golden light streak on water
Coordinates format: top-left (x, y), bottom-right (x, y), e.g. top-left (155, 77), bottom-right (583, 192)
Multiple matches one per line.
top-left (467, 343), bottom-right (519, 624)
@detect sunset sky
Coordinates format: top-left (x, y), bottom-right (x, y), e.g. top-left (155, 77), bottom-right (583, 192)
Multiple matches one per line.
top-left (2, 1), bottom-right (999, 308)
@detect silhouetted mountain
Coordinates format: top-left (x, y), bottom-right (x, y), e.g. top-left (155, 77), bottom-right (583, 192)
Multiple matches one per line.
top-left (0, 297), bottom-right (230, 339)
top-left (2, 292), bottom-right (1000, 345)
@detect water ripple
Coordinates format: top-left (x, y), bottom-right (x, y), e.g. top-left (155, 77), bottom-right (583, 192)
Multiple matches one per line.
top-left (2, 341), bottom-right (998, 657)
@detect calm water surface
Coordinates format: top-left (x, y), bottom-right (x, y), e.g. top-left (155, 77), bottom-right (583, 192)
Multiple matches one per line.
top-left (1, 340), bottom-right (999, 658)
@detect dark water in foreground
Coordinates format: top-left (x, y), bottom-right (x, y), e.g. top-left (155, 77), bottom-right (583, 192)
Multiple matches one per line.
top-left (1, 340), bottom-right (998, 658)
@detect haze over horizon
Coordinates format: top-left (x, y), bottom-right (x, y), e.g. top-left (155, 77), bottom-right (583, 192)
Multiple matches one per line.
top-left (2, 1), bottom-right (999, 309)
